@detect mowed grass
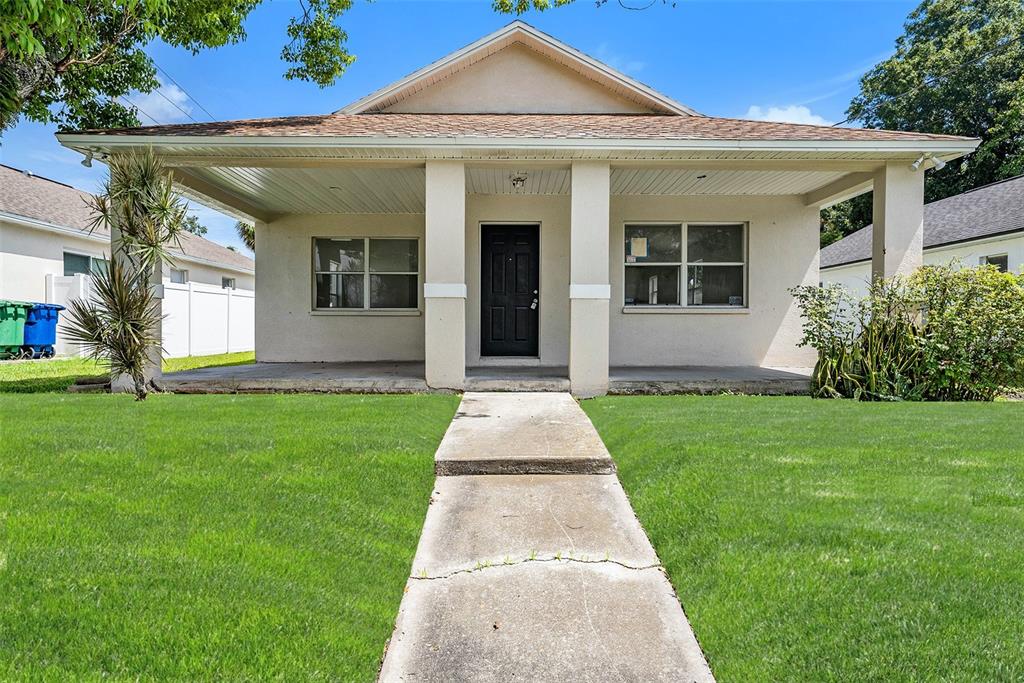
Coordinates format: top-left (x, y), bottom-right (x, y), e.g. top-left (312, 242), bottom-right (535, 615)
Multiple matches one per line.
top-left (0, 351), bottom-right (255, 393)
top-left (0, 392), bottom-right (460, 680)
top-left (584, 396), bottom-right (1024, 681)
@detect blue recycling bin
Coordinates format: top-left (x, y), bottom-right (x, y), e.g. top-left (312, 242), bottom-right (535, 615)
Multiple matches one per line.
top-left (22, 303), bottom-right (65, 359)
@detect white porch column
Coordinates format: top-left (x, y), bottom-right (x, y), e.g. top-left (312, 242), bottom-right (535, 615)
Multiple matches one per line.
top-left (424, 160), bottom-right (466, 390)
top-left (569, 161), bottom-right (611, 398)
top-left (871, 160), bottom-right (925, 281)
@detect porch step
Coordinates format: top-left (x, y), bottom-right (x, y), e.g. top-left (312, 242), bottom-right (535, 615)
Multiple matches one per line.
top-left (464, 366), bottom-right (569, 393)
top-left (434, 392), bottom-right (615, 476)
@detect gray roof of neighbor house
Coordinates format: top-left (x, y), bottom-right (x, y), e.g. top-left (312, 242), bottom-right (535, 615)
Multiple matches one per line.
top-left (820, 174), bottom-right (1024, 269)
top-left (0, 164), bottom-right (254, 273)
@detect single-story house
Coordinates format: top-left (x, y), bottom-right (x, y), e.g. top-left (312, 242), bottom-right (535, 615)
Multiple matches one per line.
top-left (821, 174), bottom-right (1024, 297)
top-left (0, 164), bottom-right (256, 357)
top-left (56, 21), bottom-right (979, 396)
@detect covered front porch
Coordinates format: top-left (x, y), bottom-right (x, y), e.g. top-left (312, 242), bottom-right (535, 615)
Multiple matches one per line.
top-left (158, 361), bottom-right (813, 395)
top-left (57, 137), bottom-right (963, 397)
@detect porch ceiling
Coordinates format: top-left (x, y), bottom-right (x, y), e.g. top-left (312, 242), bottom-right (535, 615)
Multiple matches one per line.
top-left (177, 164), bottom-right (851, 217)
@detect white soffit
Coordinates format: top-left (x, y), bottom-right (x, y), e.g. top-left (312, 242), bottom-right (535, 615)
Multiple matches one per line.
top-left (182, 165), bottom-right (851, 214)
top-left (337, 21), bottom-right (699, 116)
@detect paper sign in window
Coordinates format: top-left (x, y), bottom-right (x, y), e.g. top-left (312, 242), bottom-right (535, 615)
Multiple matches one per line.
top-left (630, 237), bottom-right (648, 259)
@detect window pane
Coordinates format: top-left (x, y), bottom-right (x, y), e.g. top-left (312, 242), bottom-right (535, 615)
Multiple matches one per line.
top-left (170, 269), bottom-right (188, 284)
top-left (688, 265), bottom-right (744, 306)
top-left (624, 266), bottom-right (679, 305)
top-left (625, 225), bottom-right (681, 263)
top-left (688, 224), bottom-right (744, 263)
top-left (370, 239), bottom-right (417, 272)
top-left (315, 273), bottom-right (364, 309)
top-left (370, 274), bottom-right (418, 308)
top-left (91, 258), bottom-right (109, 276)
top-left (63, 253), bottom-right (91, 276)
top-left (314, 238), bottom-right (364, 272)
top-left (984, 254), bottom-right (1009, 272)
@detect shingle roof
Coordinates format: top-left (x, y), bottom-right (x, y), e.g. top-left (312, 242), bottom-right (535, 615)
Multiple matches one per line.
top-left (0, 165), bottom-right (254, 272)
top-left (73, 113), bottom-right (974, 143)
top-left (820, 175), bottom-right (1024, 269)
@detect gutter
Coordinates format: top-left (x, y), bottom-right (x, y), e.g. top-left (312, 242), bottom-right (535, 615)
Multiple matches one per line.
top-left (56, 133), bottom-right (981, 156)
top-left (0, 211), bottom-right (255, 275)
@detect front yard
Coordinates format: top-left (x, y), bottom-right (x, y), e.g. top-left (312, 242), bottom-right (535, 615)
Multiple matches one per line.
top-left (585, 396), bottom-right (1024, 681)
top-left (0, 391), bottom-right (460, 680)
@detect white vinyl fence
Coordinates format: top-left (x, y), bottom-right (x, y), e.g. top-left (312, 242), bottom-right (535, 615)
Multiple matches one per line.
top-left (45, 275), bottom-right (255, 359)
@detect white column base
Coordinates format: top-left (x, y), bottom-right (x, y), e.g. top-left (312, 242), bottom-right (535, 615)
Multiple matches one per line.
top-left (425, 297), bottom-right (465, 390)
top-left (569, 298), bottom-right (609, 398)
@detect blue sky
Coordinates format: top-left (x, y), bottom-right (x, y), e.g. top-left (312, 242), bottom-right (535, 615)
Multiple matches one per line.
top-left (0, 0), bottom-right (916, 253)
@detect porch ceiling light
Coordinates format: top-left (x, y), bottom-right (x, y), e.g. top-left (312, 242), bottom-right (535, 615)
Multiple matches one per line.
top-left (81, 150), bottom-right (94, 168)
top-left (509, 171), bottom-right (528, 193)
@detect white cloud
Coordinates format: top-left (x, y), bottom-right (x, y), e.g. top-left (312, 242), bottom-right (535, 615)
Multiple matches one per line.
top-left (744, 104), bottom-right (832, 126)
top-left (593, 42), bottom-right (646, 75)
top-left (128, 83), bottom-right (192, 124)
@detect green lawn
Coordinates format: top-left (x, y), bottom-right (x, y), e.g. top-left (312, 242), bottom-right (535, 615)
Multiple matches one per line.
top-left (584, 396), bottom-right (1024, 682)
top-left (0, 351), bottom-right (255, 393)
top-left (0, 392), bottom-right (459, 680)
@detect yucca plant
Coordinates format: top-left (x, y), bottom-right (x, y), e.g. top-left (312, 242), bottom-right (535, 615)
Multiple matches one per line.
top-left (63, 149), bottom-right (188, 399)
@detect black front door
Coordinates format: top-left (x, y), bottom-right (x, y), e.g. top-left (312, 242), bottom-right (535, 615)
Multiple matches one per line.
top-left (481, 224), bottom-right (540, 356)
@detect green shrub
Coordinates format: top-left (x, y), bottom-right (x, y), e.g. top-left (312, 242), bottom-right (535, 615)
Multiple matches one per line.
top-left (791, 264), bottom-right (1024, 401)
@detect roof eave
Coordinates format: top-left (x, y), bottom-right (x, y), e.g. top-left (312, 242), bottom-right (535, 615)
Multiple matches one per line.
top-left (57, 132), bottom-right (981, 156)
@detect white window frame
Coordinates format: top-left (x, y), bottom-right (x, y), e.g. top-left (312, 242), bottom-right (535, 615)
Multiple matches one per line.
top-left (623, 222), bottom-right (748, 309)
top-left (63, 250), bottom-right (108, 277)
top-left (312, 237), bottom-right (420, 312)
top-left (170, 268), bottom-right (189, 284)
top-left (980, 253), bottom-right (1009, 272)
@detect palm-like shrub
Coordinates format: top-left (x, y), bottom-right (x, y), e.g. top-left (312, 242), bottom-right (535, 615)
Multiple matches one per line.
top-left (64, 149), bottom-right (187, 399)
top-left (792, 263), bottom-right (1024, 401)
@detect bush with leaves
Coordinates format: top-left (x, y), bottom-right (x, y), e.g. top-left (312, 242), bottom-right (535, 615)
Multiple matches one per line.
top-left (63, 149), bottom-right (187, 399)
top-left (791, 263), bottom-right (1024, 401)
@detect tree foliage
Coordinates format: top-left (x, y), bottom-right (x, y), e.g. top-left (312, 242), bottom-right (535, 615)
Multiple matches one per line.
top-left (823, 0), bottom-right (1024, 246)
top-left (0, 0), bottom-right (357, 132)
top-left (235, 220), bottom-right (255, 252)
top-left (182, 214), bottom-right (207, 237)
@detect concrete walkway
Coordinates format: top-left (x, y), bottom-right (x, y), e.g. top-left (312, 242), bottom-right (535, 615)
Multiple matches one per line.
top-left (379, 393), bottom-right (714, 682)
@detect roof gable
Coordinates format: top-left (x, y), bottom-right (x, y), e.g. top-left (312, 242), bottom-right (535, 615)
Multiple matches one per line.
top-left (339, 21), bottom-right (699, 116)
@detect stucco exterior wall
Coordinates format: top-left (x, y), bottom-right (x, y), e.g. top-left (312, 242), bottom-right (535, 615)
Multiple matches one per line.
top-left (0, 218), bottom-right (253, 304)
top-left (255, 213), bottom-right (426, 362)
top-left (0, 219), bottom-right (108, 301)
top-left (162, 260), bottom-right (254, 290)
top-left (608, 195), bottom-right (819, 368)
top-left (256, 194), bottom-right (818, 369)
top-left (383, 44), bottom-right (651, 115)
top-left (821, 231), bottom-right (1024, 300)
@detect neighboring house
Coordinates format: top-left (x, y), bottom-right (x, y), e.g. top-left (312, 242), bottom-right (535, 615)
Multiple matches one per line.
top-left (0, 164), bottom-right (256, 357)
top-left (821, 175), bottom-right (1024, 297)
top-left (56, 22), bottom-right (978, 396)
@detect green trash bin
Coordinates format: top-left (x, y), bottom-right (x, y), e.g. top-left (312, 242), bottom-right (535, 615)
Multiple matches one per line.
top-left (0, 300), bottom-right (33, 360)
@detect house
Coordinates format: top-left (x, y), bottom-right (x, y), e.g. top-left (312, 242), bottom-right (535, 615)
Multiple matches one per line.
top-left (55, 22), bottom-right (978, 396)
top-left (0, 164), bottom-right (256, 357)
top-left (821, 175), bottom-right (1024, 297)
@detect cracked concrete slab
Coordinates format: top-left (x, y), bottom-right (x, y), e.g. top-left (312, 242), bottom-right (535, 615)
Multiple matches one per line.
top-left (381, 391), bottom-right (713, 681)
top-left (379, 561), bottom-right (713, 682)
top-left (412, 475), bottom-right (658, 577)
top-left (435, 392), bottom-right (615, 475)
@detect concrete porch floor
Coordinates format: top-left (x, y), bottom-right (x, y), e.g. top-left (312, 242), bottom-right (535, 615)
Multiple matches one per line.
top-left (158, 361), bottom-right (811, 395)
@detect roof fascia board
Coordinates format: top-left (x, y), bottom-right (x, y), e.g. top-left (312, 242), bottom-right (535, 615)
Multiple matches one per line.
top-left (337, 22), bottom-right (699, 116)
top-left (822, 228), bottom-right (1024, 270)
top-left (57, 133), bottom-right (982, 155)
top-left (1, 211), bottom-right (254, 273)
